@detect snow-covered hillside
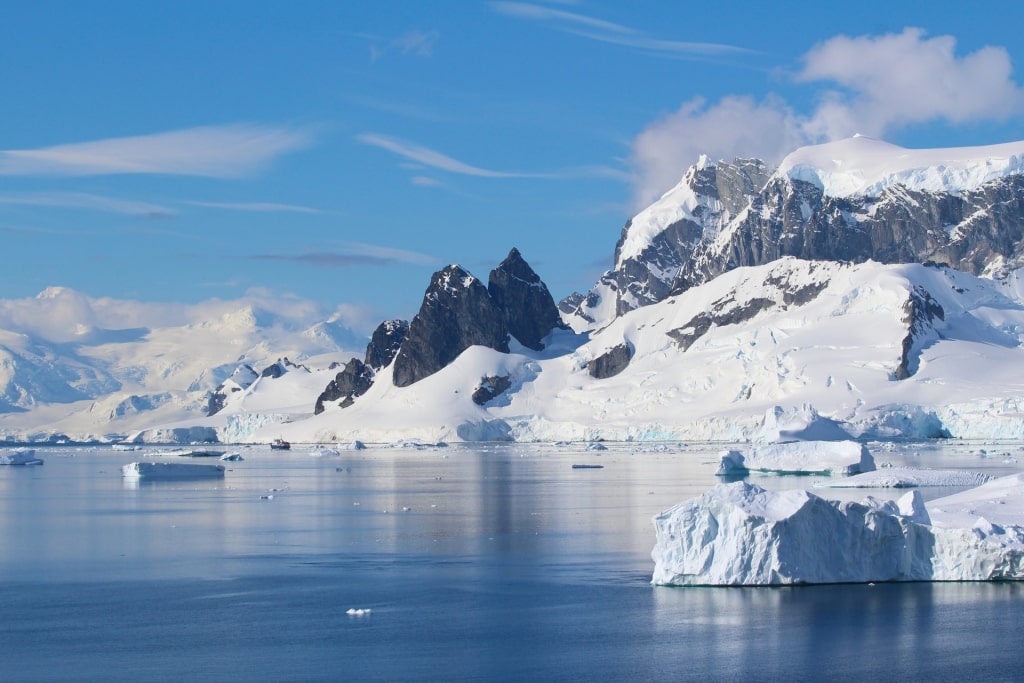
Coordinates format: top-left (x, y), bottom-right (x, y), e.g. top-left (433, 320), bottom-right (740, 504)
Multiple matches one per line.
top-left (0, 287), bottom-right (361, 442)
top-left (206, 257), bottom-right (1024, 444)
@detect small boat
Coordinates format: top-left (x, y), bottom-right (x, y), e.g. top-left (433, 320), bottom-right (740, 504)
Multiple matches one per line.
top-left (270, 439), bottom-right (291, 451)
top-left (571, 464), bottom-right (604, 469)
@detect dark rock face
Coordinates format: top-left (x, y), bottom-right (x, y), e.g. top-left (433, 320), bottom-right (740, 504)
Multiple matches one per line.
top-left (487, 248), bottom-right (562, 350)
top-left (687, 175), bottom-right (1024, 300)
top-left (894, 286), bottom-right (945, 380)
top-left (315, 358), bottom-right (374, 414)
top-left (392, 265), bottom-right (510, 387)
top-left (588, 343), bottom-right (633, 379)
top-left (472, 375), bottom-right (513, 405)
top-left (364, 319), bottom-right (409, 370)
top-left (259, 357), bottom-right (306, 379)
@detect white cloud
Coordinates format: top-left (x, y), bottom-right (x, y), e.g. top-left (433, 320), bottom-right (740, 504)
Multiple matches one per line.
top-left (492, 2), bottom-right (752, 57)
top-left (0, 286), bottom-right (355, 344)
top-left (183, 200), bottom-right (322, 214)
top-left (628, 28), bottom-right (1024, 209)
top-left (0, 124), bottom-right (313, 178)
top-left (797, 28), bottom-right (1024, 139)
top-left (0, 191), bottom-right (176, 218)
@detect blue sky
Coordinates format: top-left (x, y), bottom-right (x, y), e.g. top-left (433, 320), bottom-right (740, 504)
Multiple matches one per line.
top-left (2, 1), bottom-right (1024, 334)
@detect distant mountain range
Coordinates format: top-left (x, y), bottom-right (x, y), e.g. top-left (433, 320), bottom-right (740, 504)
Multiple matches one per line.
top-left (0, 287), bottom-right (359, 442)
top-left (7, 135), bottom-right (1024, 444)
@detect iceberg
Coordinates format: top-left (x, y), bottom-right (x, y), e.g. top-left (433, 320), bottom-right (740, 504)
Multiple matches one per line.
top-left (121, 461), bottom-right (225, 480)
top-left (815, 468), bottom-right (991, 489)
top-left (0, 449), bottom-right (44, 466)
top-left (651, 478), bottom-right (1024, 586)
top-left (715, 440), bottom-right (874, 476)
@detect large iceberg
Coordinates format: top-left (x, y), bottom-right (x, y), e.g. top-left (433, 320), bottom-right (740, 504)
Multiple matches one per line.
top-left (0, 449), bottom-right (44, 466)
top-left (652, 477), bottom-right (1024, 586)
top-left (716, 440), bottom-right (874, 477)
top-left (121, 461), bottom-right (225, 480)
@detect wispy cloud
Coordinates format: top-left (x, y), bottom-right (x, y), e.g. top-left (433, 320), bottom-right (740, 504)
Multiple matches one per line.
top-left (251, 242), bottom-right (437, 268)
top-left (411, 175), bottom-right (443, 187)
top-left (491, 2), bottom-right (752, 57)
top-left (357, 133), bottom-right (534, 178)
top-left (367, 30), bottom-right (440, 62)
top-left (0, 191), bottom-right (176, 218)
top-left (0, 124), bottom-right (313, 178)
top-left (183, 200), bottom-right (322, 214)
top-left (357, 132), bottom-right (623, 181)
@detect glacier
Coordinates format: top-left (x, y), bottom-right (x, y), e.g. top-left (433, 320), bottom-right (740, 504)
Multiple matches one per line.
top-left (651, 475), bottom-right (1024, 586)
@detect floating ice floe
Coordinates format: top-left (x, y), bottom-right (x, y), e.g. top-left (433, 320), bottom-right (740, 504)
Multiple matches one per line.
top-left (815, 468), bottom-right (991, 489)
top-left (121, 462), bottom-right (225, 480)
top-left (346, 608), bottom-right (372, 617)
top-left (0, 449), bottom-right (44, 466)
top-left (716, 440), bottom-right (874, 477)
top-left (220, 452), bottom-right (244, 462)
top-left (651, 476), bottom-right (1024, 586)
top-left (149, 448), bottom-right (225, 458)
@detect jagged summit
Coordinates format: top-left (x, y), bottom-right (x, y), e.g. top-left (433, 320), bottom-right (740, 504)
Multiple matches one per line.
top-left (564, 136), bottom-right (1024, 331)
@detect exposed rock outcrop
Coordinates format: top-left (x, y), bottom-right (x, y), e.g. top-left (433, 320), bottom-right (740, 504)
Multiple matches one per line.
top-left (472, 375), bottom-right (512, 405)
top-left (392, 265), bottom-right (510, 387)
top-left (314, 358), bottom-right (374, 414)
top-left (364, 319), bottom-right (409, 370)
top-left (488, 248), bottom-right (563, 350)
top-left (588, 343), bottom-right (633, 379)
top-left (894, 286), bottom-right (945, 380)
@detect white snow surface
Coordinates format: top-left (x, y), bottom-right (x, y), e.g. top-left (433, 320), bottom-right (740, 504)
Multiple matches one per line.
top-left (716, 440), bottom-right (874, 476)
top-left (778, 135), bottom-right (1024, 198)
top-left (652, 476), bottom-right (1024, 586)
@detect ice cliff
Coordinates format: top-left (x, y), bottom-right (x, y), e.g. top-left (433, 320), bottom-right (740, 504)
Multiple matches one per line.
top-left (652, 476), bottom-right (1024, 586)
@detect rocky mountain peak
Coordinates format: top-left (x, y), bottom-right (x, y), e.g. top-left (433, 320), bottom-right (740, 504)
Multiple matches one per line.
top-left (567, 138), bottom-right (1024, 332)
top-left (392, 264), bottom-right (510, 388)
top-left (488, 248), bottom-right (563, 350)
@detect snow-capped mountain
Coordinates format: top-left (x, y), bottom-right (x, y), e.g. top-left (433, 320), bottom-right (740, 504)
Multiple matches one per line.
top-left (0, 287), bottom-right (361, 442)
top-left (14, 136), bottom-right (1024, 445)
top-left (238, 257), bottom-right (1024, 444)
top-left (564, 135), bottom-right (1024, 330)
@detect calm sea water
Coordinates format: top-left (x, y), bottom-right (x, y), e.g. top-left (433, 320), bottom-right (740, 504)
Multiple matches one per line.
top-left (1, 441), bottom-right (1023, 681)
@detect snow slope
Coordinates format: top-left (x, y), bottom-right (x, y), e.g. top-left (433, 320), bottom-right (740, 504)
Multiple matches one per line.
top-left (778, 135), bottom-right (1024, 198)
